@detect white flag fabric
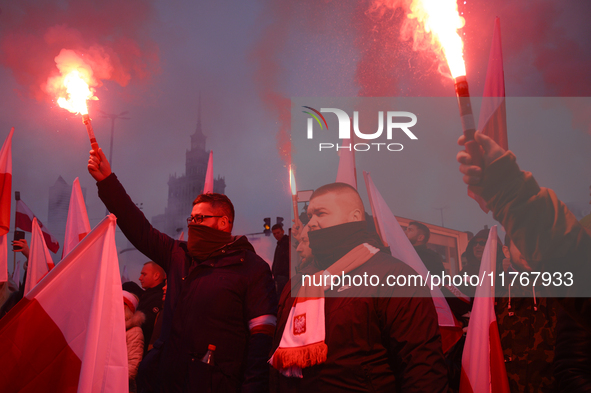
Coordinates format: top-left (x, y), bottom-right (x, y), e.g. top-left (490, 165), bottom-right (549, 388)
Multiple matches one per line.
top-left (460, 226), bottom-right (510, 393)
top-left (0, 214), bottom-right (128, 392)
top-left (336, 149), bottom-right (357, 189)
top-left (62, 177), bottom-right (91, 258)
top-left (203, 150), bottom-right (214, 193)
top-left (363, 171), bottom-right (462, 352)
top-left (24, 218), bottom-right (53, 295)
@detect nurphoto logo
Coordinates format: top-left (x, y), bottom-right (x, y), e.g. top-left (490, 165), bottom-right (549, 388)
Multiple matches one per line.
top-left (302, 106), bottom-right (418, 152)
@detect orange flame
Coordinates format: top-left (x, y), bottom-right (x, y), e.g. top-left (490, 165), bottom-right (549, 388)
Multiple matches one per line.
top-left (46, 49), bottom-right (98, 115)
top-left (407, 0), bottom-right (466, 78)
top-left (55, 70), bottom-right (96, 115)
top-left (289, 165), bottom-right (297, 196)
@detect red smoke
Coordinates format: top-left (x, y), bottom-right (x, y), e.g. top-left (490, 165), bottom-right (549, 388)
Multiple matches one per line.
top-left (0, 0), bottom-right (159, 101)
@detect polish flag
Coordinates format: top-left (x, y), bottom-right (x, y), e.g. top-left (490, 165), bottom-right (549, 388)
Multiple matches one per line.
top-left (471, 17), bottom-right (507, 213)
top-left (336, 148), bottom-right (357, 189)
top-left (203, 150), bottom-right (214, 194)
top-left (363, 171), bottom-right (463, 353)
top-left (0, 215), bottom-right (128, 392)
top-left (12, 260), bottom-right (21, 286)
top-left (15, 199), bottom-right (60, 253)
top-left (0, 128), bottom-right (14, 282)
top-left (62, 178), bottom-right (91, 258)
top-left (459, 226), bottom-right (510, 393)
top-left (24, 218), bottom-right (54, 295)
top-left (177, 230), bottom-right (185, 241)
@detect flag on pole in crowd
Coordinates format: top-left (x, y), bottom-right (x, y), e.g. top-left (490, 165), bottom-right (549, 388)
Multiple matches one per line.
top-left (62, 177), bottom-right (91, 258)
top-left (471, 17), bottom-right (507, 213)
top-left (11, 260), bottom-right (20, 286)
top-left (459, 225), bottom-right (510, 393)
top-left (0, 128), bottom-right (14, 282)
top-left (24, 218), bottom-right (53, 295)
top-left (0, 214), bottom-right (128, 392)
top-left (363, 171), bottom-right (463, 353)
top-left (177, 231), bottom-right (185, 241)
top-left (121, 265), bottom-right (130, 283)
top-left (336, 149), bottom-right (357, 189)
top-left (203, 150), bottom-right (214, 194)
top-left (15, 199), bottom-right (60, 253)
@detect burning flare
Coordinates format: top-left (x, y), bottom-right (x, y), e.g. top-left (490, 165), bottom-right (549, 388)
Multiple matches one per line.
top-left (55, 70), bottom-right (96, 115)
top-left (289, 165), bottom-right (297, 196)
top-left (407, 0), bottom-right (466, 78)
top-left (46, 49), bottom-right (98, 115)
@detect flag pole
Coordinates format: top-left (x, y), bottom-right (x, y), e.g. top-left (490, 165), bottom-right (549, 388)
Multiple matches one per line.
top-left (362, 172), bottom-right (388, 248)
top-left (13, 191), bottom-right (19, 272)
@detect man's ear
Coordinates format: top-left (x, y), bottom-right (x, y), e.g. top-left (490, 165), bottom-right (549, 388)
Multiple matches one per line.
top-left (218, 216), bottom-right (232, 232)
top-left (417, 233), bottom-right (425, 244)
top-left (502, 245), bottom-right (510, 259)
top-left (350, 209), bottom-right (363, 222)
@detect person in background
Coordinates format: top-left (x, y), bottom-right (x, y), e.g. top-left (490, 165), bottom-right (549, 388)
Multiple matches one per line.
top-left (124, 290), bottom-right (144, 393)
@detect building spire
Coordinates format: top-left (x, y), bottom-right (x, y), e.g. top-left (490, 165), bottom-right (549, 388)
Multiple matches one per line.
top-left (191, 93), bottom-right (206, 151)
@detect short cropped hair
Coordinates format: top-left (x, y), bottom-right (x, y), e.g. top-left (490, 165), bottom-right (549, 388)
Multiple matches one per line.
top-left (310, 183), bottom-right (365, 218)
top-left (192, 193), bottom-right (235, 224)
top-left (143, 261), bottom-right (167, 280)
top-left (271, 223), bottom-right (283, 231)
top-left (409, 221), bottom-right (430, 244)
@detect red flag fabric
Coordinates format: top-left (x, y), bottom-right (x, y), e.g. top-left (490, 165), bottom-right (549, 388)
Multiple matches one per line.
top-left (0, 214), bottom-right (128, 392)
top-left (363, 171), bottom-right (463, 353)
top-left (471, 17), bottom-right (507, 213)
top-left (15, 199), bottom-right (60, 253)
top-left (336, 149), bottom-right (357, 189)
top-left (24, 218), bottom-right (53, 295)
top-left (0, 128), bottom-right (13, 237)
top-left (62, 177), bottom-right (91, 258)
top-left (203, 150), bottom-right (214, 194)
top-left (0, 128), bottom-right (14, 282)
top-left (459, 226), bottom-right (510, 393)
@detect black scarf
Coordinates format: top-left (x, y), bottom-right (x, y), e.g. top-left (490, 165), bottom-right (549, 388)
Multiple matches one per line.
top-left (187, 224), bottom-right (233, 261)
top-left (308, 221), bottom-right (380, 270)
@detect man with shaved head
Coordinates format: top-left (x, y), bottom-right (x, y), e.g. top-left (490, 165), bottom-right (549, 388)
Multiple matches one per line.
top-left (136, 261), bottom-right (166, 354)
top-left (270, 182), bottom-right (447, 392)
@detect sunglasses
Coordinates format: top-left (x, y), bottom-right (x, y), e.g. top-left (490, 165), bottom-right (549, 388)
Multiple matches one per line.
top-left (187, 215), bottom-right (224, 225)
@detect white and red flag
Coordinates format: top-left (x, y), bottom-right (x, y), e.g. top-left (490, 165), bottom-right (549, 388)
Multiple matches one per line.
top-left (471, 17), bottom-right (507, 213)
top-left (11, 260), bottom-right (20, 286)
top-left (336, 148), bottom-right (357, 189)
top-left (363, 171), bottom-right (463, 353)
top-left (459, 225), bottom-right (510, 393)
top-left (15, 199), bottom-right (60, 253)
top-left (0, 214), bottom-right (128, 392)
top-left (62, 177), bottom-right (91, 258)
top-left (24, 218), bottom-right (54, 295)
top-left (203, 150), bottom-right (214, 194)
top-left (0, 128), bottom-right (14, 282)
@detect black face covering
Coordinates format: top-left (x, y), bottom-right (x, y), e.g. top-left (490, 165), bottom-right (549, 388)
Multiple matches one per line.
top-left (308, 221), bottom-right (378, 270)
top-left (187, 224), bottom-right (233, 260)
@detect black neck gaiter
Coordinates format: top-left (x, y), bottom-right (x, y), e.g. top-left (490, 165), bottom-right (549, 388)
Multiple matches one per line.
top-left (187, 224), bottom-right (233, 261)
top-left (308, 221), bottom-right (379, 270)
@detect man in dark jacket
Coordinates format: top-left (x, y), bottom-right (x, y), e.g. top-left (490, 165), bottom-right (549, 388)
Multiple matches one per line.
top-left (136, 262), bottom-right (165, 354)
top-left (404, 221), bottom-right (445, 275)
top-left (271, 224), bottom-right (290, 296)
top-left (270, 182), bottom-right (447, 392)
top-left (88, 148), bottom-right (277, 393)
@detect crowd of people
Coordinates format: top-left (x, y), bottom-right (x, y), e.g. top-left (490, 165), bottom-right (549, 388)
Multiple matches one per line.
top-left (1, 130), bottom-right (590, 393)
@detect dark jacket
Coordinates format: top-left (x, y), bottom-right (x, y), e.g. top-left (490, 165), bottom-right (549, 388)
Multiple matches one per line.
top-left (270, 252), bottom-right (448, 392)
top-left (136, 281), bottom-right (164, 354)
top-left (414, 244), bottom-right (444, 276)
top-left (272, 235), bottom-right (290, 295)
top-left (97, 174), bottom-right (277, 393)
